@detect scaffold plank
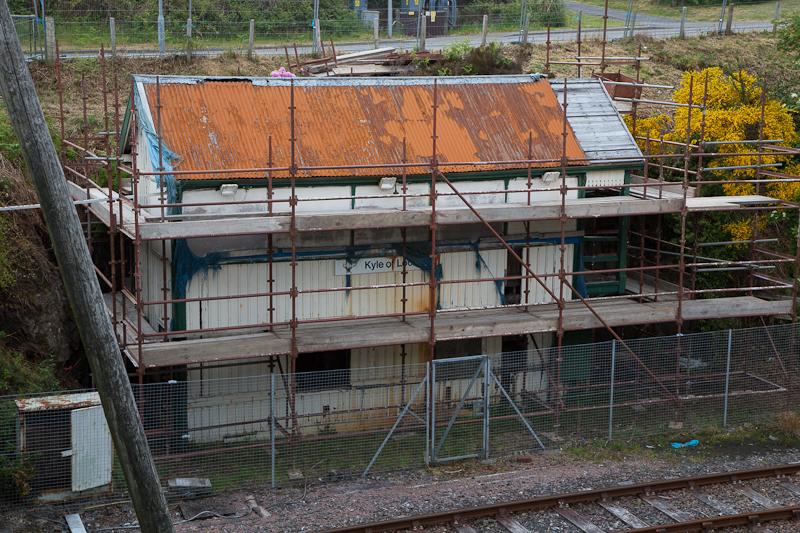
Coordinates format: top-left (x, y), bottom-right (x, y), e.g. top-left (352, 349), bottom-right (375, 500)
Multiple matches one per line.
top-left (133, 296), bottom-right (792, 368)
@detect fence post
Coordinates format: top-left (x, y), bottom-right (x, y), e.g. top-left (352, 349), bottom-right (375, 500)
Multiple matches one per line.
top-left (373, 16), bottom-right (379, 48)
top-left (44, 16), bottom-right (55, 63)
top-left (186, 0), bottom-right (192, 60)
top-left (270, 372), bottom-right (276, 488)
top-left (480, 14), bottom-right (488, 47)
top-left (109, 17), bottom-right (116, 58)
top-left (424, 361), bottom-right (432, 465)
top-left (725, 2), bottom-right (734, 34)
top-left (418, 12), bottom-right (426, 52)
top-left (388, 0), bottom-right (393, 38)
top-left (773, 0), bottom-right (781, 32)
top-left (521, 13), bottom-right (530, 44)
top-left (311, 18), bottom-right (321, 55)
top-left (679, 7), bottom-right (687, 39)
top-left (482, 356), bottom-right (491, 459)
top-left (248, 19), bottom-right (255, 58)
top-left (608, 339), bottom-right (617, 441)
top-left (723, 329), bottom-right (733, 427)
top-left (718, 0), bottom-right (728, 34)
top-left (623, 0), bottom-right (633, 37)
top-left (630, 11), bottom-right (637, 37)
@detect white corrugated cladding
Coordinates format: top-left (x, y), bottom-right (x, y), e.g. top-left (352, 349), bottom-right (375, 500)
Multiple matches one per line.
top-left (348, 266), bottom-right (429, 317)
top-left (585, 169), bottom-right (626, 188)
top-left (507, 176), bottom-right (579, 203)
top-left (522, 244), bottom-right (575, 304)
top-left (521, 332), bottom-right (552, 398)
top-left (141, 241), bottom-right (171, 330)
top-left (185, 351), bottom-right (425, 443)
top-left (186, 248), bottom-right (515, 330)
top-left (185, 259), bottom-right (428, 331)
top-left (185, 339), bottom-right (509, 442)
top-left (439, 250), bottom-right (506, 310)
top-left (435, 180), bottom-right (506, 208)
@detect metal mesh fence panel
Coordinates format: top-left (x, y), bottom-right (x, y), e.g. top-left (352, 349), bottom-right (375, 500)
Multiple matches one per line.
top-left (1, 324), bottom-right (798, 510)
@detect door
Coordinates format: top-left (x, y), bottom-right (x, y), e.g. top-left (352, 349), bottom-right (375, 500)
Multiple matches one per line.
top-left (71, 406), bottom-right (113, 492)
top-left (430, 355), bottom-right (490, 463)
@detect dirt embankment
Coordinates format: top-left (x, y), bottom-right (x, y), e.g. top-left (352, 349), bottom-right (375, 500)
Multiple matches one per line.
top-left (0, 154), bottom-right (80, 391)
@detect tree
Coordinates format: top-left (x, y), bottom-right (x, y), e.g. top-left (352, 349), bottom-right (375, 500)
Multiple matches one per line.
top-left (629, 67), bottom-right (799, 241)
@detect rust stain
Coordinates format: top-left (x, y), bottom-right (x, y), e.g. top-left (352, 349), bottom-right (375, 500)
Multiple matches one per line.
top-left (143, 78), bottom-right (586, 180)
top-left (15, 392), bottom-right (101, 413)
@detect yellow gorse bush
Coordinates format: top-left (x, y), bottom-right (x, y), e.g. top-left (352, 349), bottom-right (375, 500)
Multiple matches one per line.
top-left (624, 67), bottom-right (799, 239)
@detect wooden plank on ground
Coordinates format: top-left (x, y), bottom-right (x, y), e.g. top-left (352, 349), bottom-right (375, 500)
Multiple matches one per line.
top-left (641, 496), bottom-right (694, 522)
top-left (599, 501), bottom-right (649, 528)
top-left (692, 491), bottom-right (737, 515)
top-left (497, 514), bottom-right (531, 533)
top-left (556, 507), bottom-right (606, 532)
top-left (740, 487), bottom-right (778, 508)
top-left (780, 481), bottom-right (800, 497)
top-left (65, 514), bottom-right (87, 533)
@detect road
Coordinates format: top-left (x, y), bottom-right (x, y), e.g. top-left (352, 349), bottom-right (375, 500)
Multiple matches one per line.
top-left (51, 1), bottom-right (773, 60)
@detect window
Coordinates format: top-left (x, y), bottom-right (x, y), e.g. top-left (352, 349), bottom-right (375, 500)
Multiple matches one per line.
top-left (435, 338), bottom-right (483, 359)
top-left (295, 350), bottom-right (351, 392)
top-left (434, 338), bottom-right (484, 380)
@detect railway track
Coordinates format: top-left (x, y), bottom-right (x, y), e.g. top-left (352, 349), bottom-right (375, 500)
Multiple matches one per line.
top-left (323, 463), bottom-right (800, 533)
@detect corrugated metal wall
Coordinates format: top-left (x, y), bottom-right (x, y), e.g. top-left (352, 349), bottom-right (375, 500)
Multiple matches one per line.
top-left (185, 249), bottom-right (513, 331)
top-left (184, 338), bottom-right (513, 442)
top-left (439, 250), bottom-right (506, 310)
top-left (522, 244), bottom-right (575, 305)
top-left (585, 169), bottom-right (626, 189)
top-left (140, 241), bottom-right (171, 330)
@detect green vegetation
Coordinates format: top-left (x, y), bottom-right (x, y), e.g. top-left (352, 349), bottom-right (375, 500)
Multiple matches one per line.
top-left (0, 333), bottom-right (59, 396)
top-left (565, 0), bottom-right (798, 22)
top-left (461, 0), bottom-right (566, 27)
top-left (0, 110), bottom-right (21, 165)
top-left (567, 410), bottom-right (800, 463)
top-left (420, 40), bottom-right (523, 75)
top-left (779, 14), bottom-right (800, 72)
top-left (0, 335), bottom-right (59, 501)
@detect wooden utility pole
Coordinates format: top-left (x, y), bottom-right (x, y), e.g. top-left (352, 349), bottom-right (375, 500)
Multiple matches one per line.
top-left (0, 2), bottom-right (174, 532)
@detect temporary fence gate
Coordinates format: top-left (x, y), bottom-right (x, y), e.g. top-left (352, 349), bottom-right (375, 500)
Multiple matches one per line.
top-left (365, 355), bottom-right (545, 474)
top-left (431, 355), bottom-right (490, 463)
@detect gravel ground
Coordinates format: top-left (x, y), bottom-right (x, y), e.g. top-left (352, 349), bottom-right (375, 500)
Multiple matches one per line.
top-left (5, 446), bottom-right (800, 532)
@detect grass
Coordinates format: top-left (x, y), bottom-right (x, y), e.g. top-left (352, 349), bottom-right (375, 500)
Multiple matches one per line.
top-left (50, 9), bottom-right (621, 51)
top-left (571, 0), bottom-right (798, 22)
top-left (53, 19), bottom-right (373, 51)
top-left (565, 405), bottom-right (800, 464)
top-left (99, 400), bottom-right (800, 496)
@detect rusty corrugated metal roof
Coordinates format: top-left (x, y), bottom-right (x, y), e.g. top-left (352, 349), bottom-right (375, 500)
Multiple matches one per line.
top-left (15, 392), bottom-right (101, 413)
top-left (137, 75), bottom-right (587, 179)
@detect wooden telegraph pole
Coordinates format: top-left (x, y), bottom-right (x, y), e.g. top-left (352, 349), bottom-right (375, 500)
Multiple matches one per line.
top-left (0, 2), bottom-right (174, 531)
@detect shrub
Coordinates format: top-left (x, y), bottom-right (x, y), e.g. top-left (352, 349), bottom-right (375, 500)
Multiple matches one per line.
top-left (778, 14), bottom-right (800, 67)
top-left (461, 0), bottom-right (566, 28)
top-left (0, 455), bottom-right (34, 502)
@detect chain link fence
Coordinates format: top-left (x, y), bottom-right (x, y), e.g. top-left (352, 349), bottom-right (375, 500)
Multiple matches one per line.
top-left (0, 323), bottom-right (797, 509)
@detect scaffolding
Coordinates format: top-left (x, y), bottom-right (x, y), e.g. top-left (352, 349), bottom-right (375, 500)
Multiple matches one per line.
top-left (52, 17), bottom-right (800, 441)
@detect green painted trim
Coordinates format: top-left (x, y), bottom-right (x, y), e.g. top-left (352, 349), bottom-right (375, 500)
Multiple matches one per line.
top-left (618, 215), bottom-right (630, 294)
top-left (119, 100), bottom-right (133, 156)
top-left (171, 239), bottom-right (186, 334)
top-left (173, 164), bottom-right (640, 190)
top-left (577, 173), bottom-right (587, 199)
top-left (586, 281), bottom-right (623, 296)
top-left (172, 186), bottom-right (187, 333)
top-left (621, 169), bottom-right (632, 197)
top-left (585, 254), bottom-right (619, 262)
